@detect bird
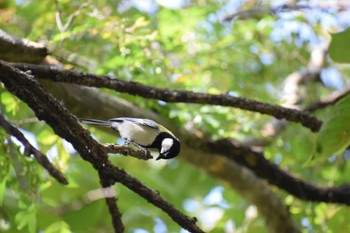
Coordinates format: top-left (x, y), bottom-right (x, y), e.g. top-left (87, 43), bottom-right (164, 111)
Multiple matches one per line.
top-left (79, 117), bottom-right (180, 160)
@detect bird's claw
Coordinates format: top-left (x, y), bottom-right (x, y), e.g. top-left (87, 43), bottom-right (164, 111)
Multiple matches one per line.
top-left (123, 138), bottom-right (131, 145)
top-left (133, 143), bottom-right (150, 156)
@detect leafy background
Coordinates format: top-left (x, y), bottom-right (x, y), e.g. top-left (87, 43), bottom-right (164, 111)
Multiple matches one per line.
top-left (1, 0), bottom-right (350, 232)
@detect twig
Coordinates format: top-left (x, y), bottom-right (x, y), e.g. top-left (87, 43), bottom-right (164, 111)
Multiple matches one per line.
top-left (0, 113), bottom-right (68, 185)
top-left (224, 4), bottom-right (309, 21)
top-left (55, 2), bottom-right (90, 32)
top-left (0, 60), bottom-right (204, 233)
top-left (7, 138), bottom-right (31, 191)
top-left (223, 2), bottom-right (350, 22)
top-left (12, 63), bottom-right (322, 132)
top-left (103, 144), bottom-right (153, 160)
top-left (104, 196), bottom-right (124, 233)
top-left (99, 175), bottom-right (124, 233)
top-left (305, 86), bottom-right (350, 112)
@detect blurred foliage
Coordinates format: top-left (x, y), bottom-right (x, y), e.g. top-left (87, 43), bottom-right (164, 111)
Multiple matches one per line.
top-left (312, 95), bottom-right (350, 163)
top-left (1, 0), bottom-right (350, 232)
top-left (329, 28), bottom-right (350, 63)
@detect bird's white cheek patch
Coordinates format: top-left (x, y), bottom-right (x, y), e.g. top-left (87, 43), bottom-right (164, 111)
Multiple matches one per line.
top-left (161, 138), bottom-right (173, 154)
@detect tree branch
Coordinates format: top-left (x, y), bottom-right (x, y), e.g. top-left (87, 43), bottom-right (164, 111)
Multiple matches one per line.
top-left (102, 163), bottom-right (204, 232)
top-left (0, 60), bottom-right (204, 233)
top-left (0, 29), bottom-right (48, 63)
top-left (99, 175), bottom-right (124, 233)
top-left (103, 195), bottom-right (124, 233)
top-left (39, 75), bottom-right (301, 232)
top-left (223, 4), bottom-right (310, 21)
top-left (208, 138), bottom-right (350, 205)
top-left (103, 144), bottom-right (153, 160)
top-left (242, 42), bottom-right (327, 147)
top-left (12, 63), bottom-right (322, 132)
top-left (223, 2), bottom-right (350, 22)
top-left (0, 113), bottom-right (68, 185)
top-left (6, 58), bottom-right (349, 226)
top-left (1, 31), bottom-right (342, 232)
top-left (305, 85), bottom-right (350, 112)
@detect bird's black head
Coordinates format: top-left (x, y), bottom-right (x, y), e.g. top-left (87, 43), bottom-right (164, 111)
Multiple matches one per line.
top-left (149, 132), bottom-right (180, 160)
top-left (156, 137), bottom-right (181, 160)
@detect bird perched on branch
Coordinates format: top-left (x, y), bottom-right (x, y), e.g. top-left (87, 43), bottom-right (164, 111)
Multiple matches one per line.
top-left (79, 117), bottom-right (180, 160)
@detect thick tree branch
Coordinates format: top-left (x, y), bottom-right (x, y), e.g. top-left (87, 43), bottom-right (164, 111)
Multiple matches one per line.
top-left (0, 113), bottom-right (68, 185)
top-left (0, 60), bottom-right (204, 233)
top-left (0, 29), bottom-right (48, 63)
top-left (12, 63), bottom-right (322, 132)
top-left (208, 138), bottom-right (350, 205)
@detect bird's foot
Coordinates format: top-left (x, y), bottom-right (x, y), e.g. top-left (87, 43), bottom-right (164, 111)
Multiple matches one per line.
top-left (133, 143), bottom-right (151, 156)
top-left (123, 138), bottom-right (131, 145)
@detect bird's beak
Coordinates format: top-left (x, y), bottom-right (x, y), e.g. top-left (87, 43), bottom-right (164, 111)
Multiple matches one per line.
top-left (156, 153), bottom-right (167, 160)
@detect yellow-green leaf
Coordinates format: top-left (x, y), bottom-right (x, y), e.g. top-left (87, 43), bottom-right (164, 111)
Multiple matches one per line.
top-left (313, 95), bottom-right (350, 162)
top-left (329, 28), bottom-right (350, 63)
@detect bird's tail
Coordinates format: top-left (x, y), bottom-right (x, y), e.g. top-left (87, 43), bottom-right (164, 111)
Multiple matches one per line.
top-left (79, 118), bottom-right (112, 127)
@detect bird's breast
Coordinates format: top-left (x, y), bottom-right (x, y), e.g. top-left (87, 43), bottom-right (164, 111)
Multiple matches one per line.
top-left (117, 121), bottom-right (158, 146)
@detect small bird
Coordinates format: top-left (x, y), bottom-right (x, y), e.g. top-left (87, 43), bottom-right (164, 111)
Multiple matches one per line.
top-left (79, 117), bottom-right (180, 160)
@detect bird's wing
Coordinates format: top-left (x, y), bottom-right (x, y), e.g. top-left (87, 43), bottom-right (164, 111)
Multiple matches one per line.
top-left (109, 117), bottom-right (159, 129)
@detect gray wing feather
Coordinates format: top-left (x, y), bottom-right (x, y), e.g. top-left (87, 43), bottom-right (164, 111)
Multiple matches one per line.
top-left (109, 117), bottom-right (159, 129)
top-left (79, 118), bottom-right (112, 126)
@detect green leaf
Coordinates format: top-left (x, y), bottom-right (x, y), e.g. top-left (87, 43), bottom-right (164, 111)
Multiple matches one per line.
top-left (329, 28), bottom-right (350, 63)
top-left (312, 95), bottom-right (350, 162)
top-left (1, 92), bottom-right (19, 115)
top-left (37, 129), bottom-right (58, 146)
top-left (15, 203), bottom-right (37, 233)
top-left (328, 207), bottom-right (350, 231)
top-left (0, 175), bottom-right (8, 205)
top-left (45, 221), bottom-right (71, 233)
